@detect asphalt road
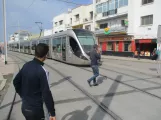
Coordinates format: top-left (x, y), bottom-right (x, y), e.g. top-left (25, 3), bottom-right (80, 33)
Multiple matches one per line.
top-left (1, 52), bottom-right (161, 120)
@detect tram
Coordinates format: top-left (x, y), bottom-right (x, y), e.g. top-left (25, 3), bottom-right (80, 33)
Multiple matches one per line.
top-left (9, 29), bottom-right (97, 65)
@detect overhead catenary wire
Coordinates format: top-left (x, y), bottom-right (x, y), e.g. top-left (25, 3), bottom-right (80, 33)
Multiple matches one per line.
top-left (26, 0), bottom-right (36, 9)
top-left (54, 0), bottom-right (82, 5)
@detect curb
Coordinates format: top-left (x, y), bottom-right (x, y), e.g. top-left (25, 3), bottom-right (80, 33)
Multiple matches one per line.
top-left (102, 56), bottom-right (161, 64)
top-left (0, 79), bottom-right (7, 91)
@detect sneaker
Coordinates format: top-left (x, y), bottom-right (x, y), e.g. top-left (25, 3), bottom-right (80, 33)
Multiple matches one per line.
top-left (87, 80), bottom-right (92, 87)
top-left (93, 83), bottom-right (98, 86)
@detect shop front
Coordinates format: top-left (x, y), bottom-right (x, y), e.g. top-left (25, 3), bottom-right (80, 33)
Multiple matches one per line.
top-left (98, 35), bottom-right (135, 57)
top-left (134, 39), bottom-right (157, 58)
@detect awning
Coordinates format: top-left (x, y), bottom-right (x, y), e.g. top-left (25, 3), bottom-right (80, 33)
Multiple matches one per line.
top-left (135, 39), bottom-right (157, 43)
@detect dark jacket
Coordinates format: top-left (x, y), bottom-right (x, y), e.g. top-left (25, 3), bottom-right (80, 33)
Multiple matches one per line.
top-left (13, 58), bottom-right (55, 116)
top-left (90, 49), bottom-right (101, 66)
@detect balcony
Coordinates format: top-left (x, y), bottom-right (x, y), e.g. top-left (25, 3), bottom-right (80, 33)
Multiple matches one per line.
top-left (83, 17), bottom-right (93, 23)
top-left (95, 26), bottom-right (127, 35)
top-left (102, 9), bottom-right (117, 17)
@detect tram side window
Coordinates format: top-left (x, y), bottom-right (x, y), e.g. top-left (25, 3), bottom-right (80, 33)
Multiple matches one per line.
top-left (28, 43), bottom-right (30, 49)
top-left (62, 37), bottom-right (66, 51)
top-left (69, 37), bottom-right (81, 57)
top-left (20, 44), bottom-right (23, 49)
top-left (52, 39), bottom-right (57, 52)
top-left (32, 42), bottom-right (36, 50)
top-left (56, 38), bottom-right (61, 53)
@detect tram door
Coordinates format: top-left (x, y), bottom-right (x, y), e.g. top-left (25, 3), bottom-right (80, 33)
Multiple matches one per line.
top-left (46, 40), bottom-right (50, 58)
top-left (62, 37), bottom-right (66, 61)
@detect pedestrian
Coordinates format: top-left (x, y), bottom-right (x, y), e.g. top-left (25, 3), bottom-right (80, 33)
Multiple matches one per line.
top-left (13, 43), bottom-right (56, 120)
top-left (137, 48), bottom-right (140, 60)
top-left (152, 48), bottom-right (158, 60)
top-left (87, 44), bottom-right (101, 87)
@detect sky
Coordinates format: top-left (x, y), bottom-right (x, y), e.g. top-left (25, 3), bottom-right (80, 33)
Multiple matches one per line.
top-left (0, 0), bottom-right (92, 42)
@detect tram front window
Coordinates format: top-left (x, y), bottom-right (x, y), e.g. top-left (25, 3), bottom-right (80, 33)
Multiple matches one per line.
top-left (73, 29), bottom-right (95, 52)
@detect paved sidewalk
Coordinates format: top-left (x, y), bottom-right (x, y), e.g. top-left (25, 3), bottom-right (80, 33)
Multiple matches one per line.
top-left (0, 56), bottom-right (18, 120)
top-left (101, 55), bottom-right (160, 63)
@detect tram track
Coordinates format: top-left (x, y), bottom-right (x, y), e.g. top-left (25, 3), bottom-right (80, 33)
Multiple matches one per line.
top-left (6, 55), bottom-right (21, 120)
top-left (12, 52), bottom-right (161, 101)
top-left (13, 54), bottom-right (161, 100)
top-left (9, 52), bottom-right (122, 120)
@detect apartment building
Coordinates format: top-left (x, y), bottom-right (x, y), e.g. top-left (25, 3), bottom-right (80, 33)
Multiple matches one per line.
top-left (51, 0), bottom-right (161, 58)
top-left (94, 0), bottom-right (133, 57)
top-left (52, 4), bottom-right (94, 33)
top-left (128, 0), bottom-right (161, 57)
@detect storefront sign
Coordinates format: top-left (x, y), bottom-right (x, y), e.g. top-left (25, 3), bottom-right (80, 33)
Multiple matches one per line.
top-left (96, 26), bottom-right (127, 35)
top-left (104, 28), bottom-right (110, 35)
top-left (139, 39), bottom-right (151, 43)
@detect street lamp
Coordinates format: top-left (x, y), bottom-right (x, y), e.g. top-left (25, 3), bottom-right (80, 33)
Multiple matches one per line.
top-left (2, 0), bottom-right (7, 64)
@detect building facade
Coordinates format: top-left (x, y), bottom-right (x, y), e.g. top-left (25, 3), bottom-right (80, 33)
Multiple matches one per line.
top-left (44, 29), bottom-right (53, 36)
top-left (128, 0), bottom-right (160, 57)
top-left (94, 0), bottom-right (134, 57)
top-left (52, 4), bottom-right (94, 33)
top-left (9, 30), bottom-right (30, 43)
top-left (53, 13), bottom-right (70, 33)
top-left (51, 0), bottom-right (161, 58)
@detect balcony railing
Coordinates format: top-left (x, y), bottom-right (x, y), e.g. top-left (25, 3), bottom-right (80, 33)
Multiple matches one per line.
top-left (83, 17), bottom-right (93, 23)
top-left (102, 9), bottom-right (117, 17)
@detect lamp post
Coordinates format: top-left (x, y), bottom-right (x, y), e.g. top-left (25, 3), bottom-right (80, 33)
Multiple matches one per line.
top-left (2, 0), bottom-right (7, 64)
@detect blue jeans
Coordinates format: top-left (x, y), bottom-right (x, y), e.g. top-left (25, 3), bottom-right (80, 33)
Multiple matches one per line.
top-left (88, 65), bottom-right (99, 84)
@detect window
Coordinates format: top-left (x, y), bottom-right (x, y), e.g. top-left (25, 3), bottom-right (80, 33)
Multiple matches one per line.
top-left (100, 23), bottom-right (108, 29)
top-left (109, 0), bottom-right (115, 10)
top-left (70, 37), bottom-right (81, 57)
top-left (96, 0), bottom-right (101, 3)
top-left (70, 18), bottom-right (72, 24)
top-left (107, 42), bottom-right (113, 51)
top-left (52, 38), bottom-right (57, 52)
top-left (124, 41), bottom-right (131, 51)
top-left (142, 0), bottom-right (154, 5)
top-left (56, 38), bottom-right (61, 53)
top-left (119, 0), bottom-right (128, 8)
top-left (73, 29), bottom-right (96, 52)
top-left (96, 4), bottom-right (103, 13)
top-left (90, 12), bottom-right (93, 20)
top-left (85, 25), bottom-right (91, 30)
top-left (31, 41), bottom-right (37, 50)
top-left (55, 22), bottom-right (57, 26)
top-left (115, 0), bottom-right (119, 8)
top-left (103, 2), bottom-right (108, 12)
top-left (141, 15), bottom-right (153, 25)
top-left (75, 14), bottom-right (79, 21)
top-left (59, 20), bottom-right (63, 25)
top-left (121, 20), bottom-right (125, 26)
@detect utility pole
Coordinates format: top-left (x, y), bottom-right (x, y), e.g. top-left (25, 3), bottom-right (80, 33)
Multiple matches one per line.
top-left (2, 0), bottom-right (7, 64)
top-left (18, 20), bottom-right (20, 52)
top-left (93, 0), bottom-right (95, 32)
